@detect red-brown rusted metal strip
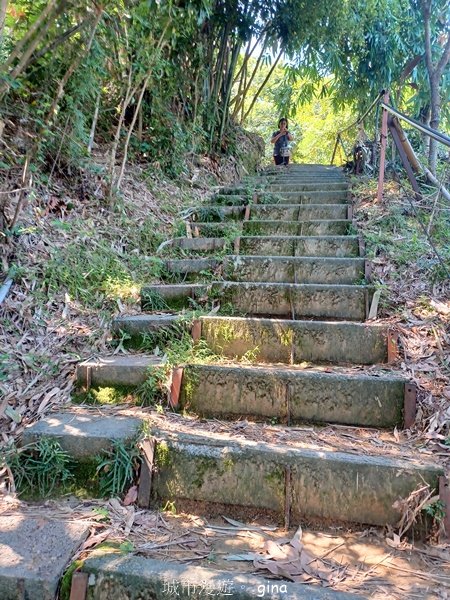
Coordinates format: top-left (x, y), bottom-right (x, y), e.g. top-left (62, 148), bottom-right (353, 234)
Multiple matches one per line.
top-left (137, 437), bottom-right (156, 509)
top-left (191, 319), bottom-right (201, 342)
top-left (69, 572), bottom-right (88, 600)
top-left (169, 367), bottom-right (183, 408)
top-left (387, 329), bottom-right (400, 363)
top-left (439, 476), bottom-right (450, 541)
top-left (234, 236), bottom-right (241, 255)
top-left (244, 204), bottom-right (251, 221)
top-left (404, 382), bottom-right (417, 429)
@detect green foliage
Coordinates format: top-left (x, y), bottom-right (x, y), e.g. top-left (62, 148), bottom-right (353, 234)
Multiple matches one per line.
top-left (95, 439), bottom-right (141, 498)
top-left (6, 438), bottom-right (73, 498)
top-left (423, 499), bottom-right (446, 523)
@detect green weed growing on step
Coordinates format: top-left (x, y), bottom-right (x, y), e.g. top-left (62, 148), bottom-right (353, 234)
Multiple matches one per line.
top-left (5, 438), bottom-right (74, 498)
top-left (141, 288), bottom-right (170, 311)
top-left (60, 560), bottom-right (84, 600)
top-left (423, 499), bottom-right (446, 523)
top-left (95, 438), bottom-right (141, 497)
top-left (193, 207), bottom-right (226, 222)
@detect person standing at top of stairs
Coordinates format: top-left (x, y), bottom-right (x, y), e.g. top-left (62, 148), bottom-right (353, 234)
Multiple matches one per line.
top-left (271, 117), bottom-right (294, 166)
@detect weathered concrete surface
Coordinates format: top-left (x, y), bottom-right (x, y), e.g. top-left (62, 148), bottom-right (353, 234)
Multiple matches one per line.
top-left (112, 314), bottom-right (184, 344)
top-left (219, 282), bottom-right (367, 320)
top-left (158, 237), bottom-right (226, 251)
top-left (191, 205), bottom-right (244, 220)
top-left (164, 257), bottom-right (219, 274)
top-left (249, 203), bottom-right (349, 221)
top-left (266, 182), bottom-right (348, 192)
top-left (23, 412), bottom-right (142, 459)
top-left (150, 430), bottom-right (443, 526)
top-left (141, 284), bottom-right (209, 310)
top-left (239, 236), bottom-right (359, 257)
top-left (77, 355), bottom-right (163, 388)
top-left (180, 364), bottom-right (405, 427)
top-left (224, 256), bottom-right (365, 284)
top-left (0, 515), bottom-right (88, 600)
top-left (200, 316), bottom-right (388, 364)
top-left (83, 555), bottom-right (363, 599)
top-left (255, 191), bottom-right (349, 204)
top-left (243, 220), bottom-right (350, 236)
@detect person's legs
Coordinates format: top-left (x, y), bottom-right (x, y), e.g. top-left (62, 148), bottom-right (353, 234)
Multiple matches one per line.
top-left (274, 155), bottom-right (283, 166)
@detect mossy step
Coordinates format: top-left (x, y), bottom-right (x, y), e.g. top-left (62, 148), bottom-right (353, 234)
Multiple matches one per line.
top-left (239, 235), bottom-right (360, 258)
top-left (224, 256), bottom-right (365, 284)
top-left (265, 182), bottom-right (349, 192)
top-left (190, 220), bottom-right (352, 236)
top-left (242, 219), bottom-right (352, 236)
top-left (81, 555), bottom-right (363, 599)
top-left (191, 203), bottom-right (350, 221)
top-left (157, 237), bottom-right (226, 252)
top-left (112, 314), bottom-right (186, 346)
top-left (218, 181), bottom-right (348, 194)
top-left (200, 316), bottom-right (388, 364)
top-left (161, 255), bottom-right (365, 285)
top-left (141, 282), bottom-right (369, 320)
top-left (149, 428), bottom-right (442, 527)
top-left (181, 363), bottom-right (407, 428)
top-left (211, 191), bottom-right (349, 205)
top-left (249, 203), bottom-right (350, 220)
top-left (164, 257), bottom-right (219, 274)
top-left (77, 355), bottom-right (164, 388)
top-left (25, 411), bottom-right (443, 526)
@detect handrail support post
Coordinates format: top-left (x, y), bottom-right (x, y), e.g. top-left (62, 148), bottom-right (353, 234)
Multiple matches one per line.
top-left (377, 91), bottom-right (389, 203)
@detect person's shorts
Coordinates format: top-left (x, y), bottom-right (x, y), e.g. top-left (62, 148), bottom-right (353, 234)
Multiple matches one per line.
top-left (274, 155), bottom-right (289, 165)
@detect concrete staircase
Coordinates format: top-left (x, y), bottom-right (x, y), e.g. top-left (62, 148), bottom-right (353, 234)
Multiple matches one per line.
top-left (14, 165), bottom-right (444, 599)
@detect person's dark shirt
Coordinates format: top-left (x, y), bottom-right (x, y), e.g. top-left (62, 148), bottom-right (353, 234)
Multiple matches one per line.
top-left (272, 131), bottom-right (290, 156)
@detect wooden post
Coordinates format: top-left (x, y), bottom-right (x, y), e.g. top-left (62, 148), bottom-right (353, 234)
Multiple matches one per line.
top-left (377, 91), bottom-right (389, 203)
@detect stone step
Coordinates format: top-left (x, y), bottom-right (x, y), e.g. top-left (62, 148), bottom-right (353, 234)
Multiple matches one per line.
top-left (219, 282), bottom-right (368, 320)
top-left (23, 412), bottom-right (142, 459)
top-left (243, 219), bottom-right (351, 236)
top-left (24, 411), bottom-right (443, 526)
top-left (157, 237), bottom-right (226, 253)
top-left (199, 316), bottom-right (388, 364)
top-left (80, 555), bottom-right (362, 599)
top-left (0, 514), bottom-right (89, 600)
top-left (224, 256), bottom-right (365, 284)
top-left (191, 203), bottom-right (350, 222)
top-left (193, 220), bottom-right (351, 236)
top-left (180, 363), bottom-right (406, 428)
top-left (112, 313), bottom-right (185, 346)
top-left (164, 257), bottom-right (219, 274)
top-left (219, 182), bottom-right (349, 194)
top-left (160, 256), bottom-right (364, 284)
top-left (77, 355), bottom-right (163, 388)
top-left (239, 235), bottom-right (360, 257)
top-left (149, 428), bottom-right (442, 527)
top-left (141, 284), bottom-right (209, 311)
top-left (213, 191), bottom-right (349, 205)
top-left (265, 182), bottom-right (349, 192)
top-left (142, 282), bottom-right (369, 320)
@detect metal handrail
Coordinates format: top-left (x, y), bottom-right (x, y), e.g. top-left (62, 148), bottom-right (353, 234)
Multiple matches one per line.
top-left (380, 102), bottom-right (450, 148)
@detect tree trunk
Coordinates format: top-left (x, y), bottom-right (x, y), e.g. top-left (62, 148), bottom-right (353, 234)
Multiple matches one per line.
top-left (0, 0), bottom-right (8, 47)
top-left (242, 49), bottom-right (283, 122)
